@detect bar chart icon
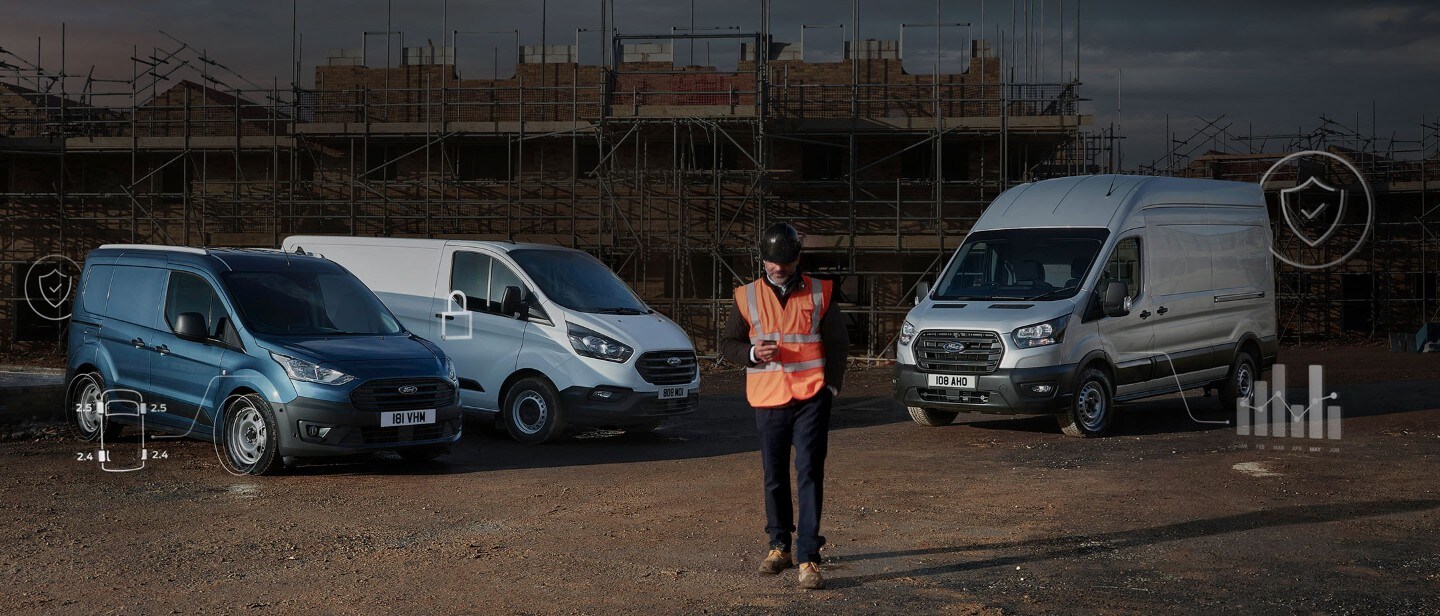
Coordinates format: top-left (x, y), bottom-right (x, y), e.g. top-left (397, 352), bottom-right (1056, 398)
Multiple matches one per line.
top-left (1236, 365), bottom-right (1341, 440)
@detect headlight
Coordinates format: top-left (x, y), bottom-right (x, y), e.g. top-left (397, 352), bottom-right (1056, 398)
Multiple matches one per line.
top-left (567, 324), bottom-right (634, 363)
top-left (899, 320), bottom-right (917, 346)
top-left (442, 357), bottom-right (457, 383)
top-left (1012, 316), bottom-right (1069, 349)
top-left (269, 351), bottom-right (355, 385)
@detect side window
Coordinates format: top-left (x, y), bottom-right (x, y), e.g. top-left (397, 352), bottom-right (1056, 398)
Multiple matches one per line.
top-left (107, 266), bottom-right (167, 327)
top-left (488, 260), bottom-right (527, 313)
top-left (164, 272), bottom-right (226, 336)
top-left (450, 251), bottom-right (491, 313)
top-left (1101, 237), bottom-right (1142, 301)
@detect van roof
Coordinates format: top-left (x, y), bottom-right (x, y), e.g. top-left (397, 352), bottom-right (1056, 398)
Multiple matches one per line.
top-left (282, 235), bottom-right (579, 255)
top-left (88, 244), bottom-right (341, 273)
top-left (973, 174), bottom-right (1265, 233)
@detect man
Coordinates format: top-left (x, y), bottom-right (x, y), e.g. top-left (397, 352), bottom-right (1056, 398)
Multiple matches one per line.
top-left (721, 223), bottom-right (849, 590)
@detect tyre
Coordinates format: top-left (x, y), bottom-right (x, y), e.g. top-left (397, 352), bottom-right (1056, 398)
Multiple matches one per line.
top-left (1058, 368), bottom-right (1114, 437)
top-left (502, 377), bottom-right (566, 444)
top-left (398, 444), bottom-right (450, 463)
top-left (66, 371), bottom-right (122, 442)
top-left (221, 394), bottom-right (284, 475)
top-left (1219, 351), bottom-right (1258, 416)
top-left (908, 406), bottom-right (959, 427)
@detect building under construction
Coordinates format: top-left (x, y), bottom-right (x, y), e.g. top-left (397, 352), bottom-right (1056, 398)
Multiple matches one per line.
top-left (1, 4), bottom-right (1106, 360)
top-left (1140, 116), bottom-right (1440, 345)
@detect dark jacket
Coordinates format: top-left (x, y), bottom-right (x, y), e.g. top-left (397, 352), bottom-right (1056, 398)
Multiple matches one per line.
top-left (719, 275), bottom-right (850, 393)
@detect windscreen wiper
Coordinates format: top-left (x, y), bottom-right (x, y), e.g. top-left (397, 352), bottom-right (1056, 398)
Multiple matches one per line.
top-left (592, 307), bottom-right (648, 315)
top-left (1027, 286), bottom-right (1078, 302)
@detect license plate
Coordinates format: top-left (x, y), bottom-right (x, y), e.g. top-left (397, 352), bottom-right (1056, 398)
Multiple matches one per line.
top-left (658, 386), bottom-right (688, 400)
top-left (380, 409), bottom-right (435, 427)
top-left (927, 374), bottom-right (976, 389)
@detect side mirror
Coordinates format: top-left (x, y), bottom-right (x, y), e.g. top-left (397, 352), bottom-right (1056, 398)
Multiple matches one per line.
top-left (914, 280), bottom-right (931, 305)
top-left (500, 285), bottom-right (524, 319)
top-left (1102, 282), bottom-right (1130, 317)
top-left (174, 312), bottom-right (209, 341)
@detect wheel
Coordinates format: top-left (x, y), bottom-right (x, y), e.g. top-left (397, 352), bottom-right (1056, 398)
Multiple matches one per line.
top-left (908, 406), bottom-right (958, 426)
top-left (398, 444), bottom-right (450, 463)
top-left (1219, 351), bottom-right (1258, 416)
top-left (1059, 368), bottom-right (1113, 437)
top-left (502, 377), bottom-right (566, 444)
top-left (625, 418), bottom-right (666, 433)
top-left (221, 394), bottom-right (284, 475)
top-left (66, 371), bottom-right (122, 442)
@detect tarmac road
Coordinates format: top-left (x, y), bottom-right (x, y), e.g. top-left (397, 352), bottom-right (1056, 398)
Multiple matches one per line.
top-left (0, 346), bottom-right (1437, 614)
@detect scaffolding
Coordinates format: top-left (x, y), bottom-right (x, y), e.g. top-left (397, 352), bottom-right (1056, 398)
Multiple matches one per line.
top-left (1140, 114), bottom-right (1440, 343)
top-left (1, 0), bottom-right (1107, 361)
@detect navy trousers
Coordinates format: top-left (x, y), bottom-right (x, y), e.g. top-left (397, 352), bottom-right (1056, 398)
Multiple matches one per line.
top-left (754, 388), bottom-right (832, 564)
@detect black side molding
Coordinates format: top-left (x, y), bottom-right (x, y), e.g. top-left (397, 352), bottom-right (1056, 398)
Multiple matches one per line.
top-left (1214, 291), bottom-right (1265, 303)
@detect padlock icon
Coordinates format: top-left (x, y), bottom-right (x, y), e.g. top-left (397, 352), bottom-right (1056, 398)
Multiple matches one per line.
top-left (439, 290), bottom-right (474, 340)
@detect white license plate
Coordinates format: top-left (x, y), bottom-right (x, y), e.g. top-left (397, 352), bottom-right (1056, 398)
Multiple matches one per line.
top-left (380, 409), bottom-right (435, 427)
top-left (927, 374), bottom-right (977, 389)
top-left (658, 386), bottom-right (688, 400)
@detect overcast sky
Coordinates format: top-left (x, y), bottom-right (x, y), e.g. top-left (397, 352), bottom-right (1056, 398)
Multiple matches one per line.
top-left (3, 0), bottom-right (1437, 167)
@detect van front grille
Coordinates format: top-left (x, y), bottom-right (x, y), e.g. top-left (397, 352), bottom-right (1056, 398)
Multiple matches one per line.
top-left (918, 388), bottom-right (992, 404)
top-left (915, 330), bottom-right (1004, 374)
top-left (635, 351), bottom-right (698, 385)
top-left (350, 378), bottom-right (456, 412)
top-left (643, 395), bottom-right (698, 416)
top-left (355, 419), bottom-right (458, 445)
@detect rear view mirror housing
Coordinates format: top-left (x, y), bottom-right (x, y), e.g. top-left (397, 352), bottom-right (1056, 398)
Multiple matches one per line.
top-left (914, 280), bottom-right (931, 305)
top-left (500, 285), bottom-right (524, 319)
top-left (1102, 282), bottom-right (1130, 317)
top-left (174, 312), bottom-right (209, 341)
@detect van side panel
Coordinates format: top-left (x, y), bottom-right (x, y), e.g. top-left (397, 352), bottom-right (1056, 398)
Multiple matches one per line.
top-left (97, 265), bottom-right (168, 393)
top-left (1210, 210), bottom-right (1277, 363)
top-left (1143, 209), bottom-right (1220, 379)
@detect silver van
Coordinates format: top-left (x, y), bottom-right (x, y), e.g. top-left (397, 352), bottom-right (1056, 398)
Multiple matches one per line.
top-left (894, 175), bottom-right (1278, 437)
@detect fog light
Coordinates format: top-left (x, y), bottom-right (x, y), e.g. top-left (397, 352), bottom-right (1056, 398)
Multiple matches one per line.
top-left (1021, 383), bottom-right (1055, 397)
top-left (299, 421), bottom-right (333, 442)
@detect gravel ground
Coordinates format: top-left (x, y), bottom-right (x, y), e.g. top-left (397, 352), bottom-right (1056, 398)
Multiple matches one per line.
top-left (0, 345), bottom-right (1436, 614)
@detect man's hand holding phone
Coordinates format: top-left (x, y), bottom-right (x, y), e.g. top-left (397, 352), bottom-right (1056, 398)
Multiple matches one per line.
top-left (754, 340), bottom-right (779, 363)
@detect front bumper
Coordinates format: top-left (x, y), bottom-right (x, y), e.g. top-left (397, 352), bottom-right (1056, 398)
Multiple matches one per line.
top-left (272, 395), bottom-right (463, 457)
top-left (559, 385), bottom-right (699, 427)
top-left (893, 362), bottom-right (1077, 414)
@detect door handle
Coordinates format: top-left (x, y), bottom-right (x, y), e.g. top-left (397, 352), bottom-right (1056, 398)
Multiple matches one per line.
top-left (434, 313), bottom-right (455, 321)
top-left (1156, 306), bottom-right (1169, 315)
top-left (1138, 310), bottom-right (1151, 320)
top-left (154, 345), bottom-right (170, 355)
top-left (130, 337), bottom-right (146, 348)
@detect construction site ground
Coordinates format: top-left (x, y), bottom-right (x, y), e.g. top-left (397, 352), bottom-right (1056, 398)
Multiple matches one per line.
top-left (1, 344), bottom-right (1437, 615)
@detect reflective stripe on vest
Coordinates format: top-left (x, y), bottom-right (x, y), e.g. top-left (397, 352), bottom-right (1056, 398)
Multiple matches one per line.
top-left (735, 275), bottom-right (834, 407)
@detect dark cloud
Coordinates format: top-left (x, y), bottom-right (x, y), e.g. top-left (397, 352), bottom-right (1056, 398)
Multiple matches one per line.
top-left (2, 1), bottom-right (1434, 167)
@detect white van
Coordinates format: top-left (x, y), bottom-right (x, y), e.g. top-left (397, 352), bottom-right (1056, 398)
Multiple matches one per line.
top-left (282, 236), bottom-right (700, 443)
top-left (894, 175), bottom-right (1278, 437)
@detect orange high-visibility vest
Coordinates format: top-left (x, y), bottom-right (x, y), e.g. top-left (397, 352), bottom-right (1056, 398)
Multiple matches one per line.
top-left (735, 275), bottom-right (834, 407)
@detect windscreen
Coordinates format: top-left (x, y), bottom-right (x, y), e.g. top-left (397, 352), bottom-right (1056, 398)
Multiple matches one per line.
top-left (223, 270), bottom-right (403, 335)
top-left (933, 228), bottom-right (1109, 301)
top-left (508, 249), bottom-right (650, 315)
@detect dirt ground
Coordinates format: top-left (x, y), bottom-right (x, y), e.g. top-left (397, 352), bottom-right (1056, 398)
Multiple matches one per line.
top-left (1, 345), bottom-right (1437, 615)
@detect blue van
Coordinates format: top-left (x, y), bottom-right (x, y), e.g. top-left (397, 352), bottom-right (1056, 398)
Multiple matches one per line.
top-left (65, 245), bottom-right (462, 474)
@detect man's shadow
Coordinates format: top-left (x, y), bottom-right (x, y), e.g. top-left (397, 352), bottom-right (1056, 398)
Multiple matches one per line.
top-left (824, 498), bottom-right (1440, 589)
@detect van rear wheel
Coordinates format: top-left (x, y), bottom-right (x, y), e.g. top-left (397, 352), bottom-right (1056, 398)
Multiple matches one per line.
top-left (66, 371), bottom-right (122, 442)
top-left (1059, 368), bottom-right (1114, 437)
top-left (1220, 352), bottom-right (1259, 416)
top-left (503, 377), bottom-right (566, 444)
top-left (908, 406), bottom-right (959, 427)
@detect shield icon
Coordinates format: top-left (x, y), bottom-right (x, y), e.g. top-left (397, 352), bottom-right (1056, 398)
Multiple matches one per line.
top-left (37, 268), bottom-right (72, 309)
top-left (1279, 175), bottom-right (1347, 248)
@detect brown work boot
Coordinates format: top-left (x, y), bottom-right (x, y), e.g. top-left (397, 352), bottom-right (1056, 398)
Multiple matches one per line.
top-left (758, 548), bottom-right (793, 574)
top-left (798, 562), bottom-right (825, 589)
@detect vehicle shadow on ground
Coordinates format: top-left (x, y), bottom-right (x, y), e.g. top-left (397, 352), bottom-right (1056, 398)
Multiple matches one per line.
top-left (259, 393), bottom-right (908, 474)
top-left (957, 379), bottom-right (1440, 438)
top-left (825, 498), bottom-right (1440, 589)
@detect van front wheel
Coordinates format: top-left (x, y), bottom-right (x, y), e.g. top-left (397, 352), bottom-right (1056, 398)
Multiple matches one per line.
top-left (1059, 368), bottom-right (1114, 437)
top-left (503, 377), bottom-right (566, 444)
top-left (222, 394), bottom-right (284, 475)
top-left (908, 406), bottom-right (958, 426)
